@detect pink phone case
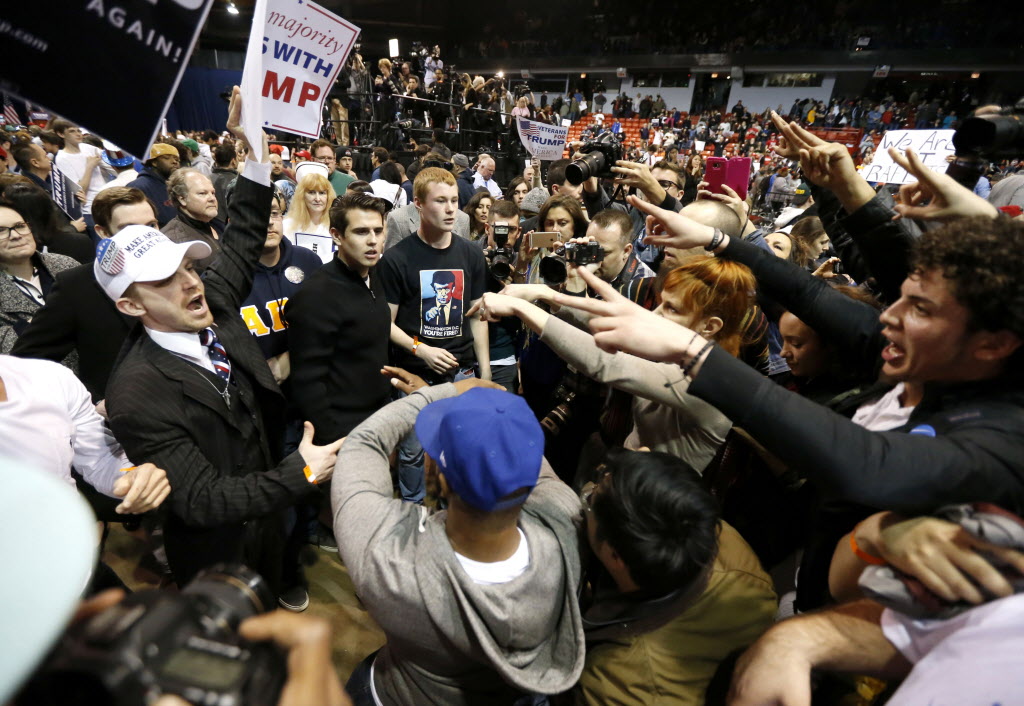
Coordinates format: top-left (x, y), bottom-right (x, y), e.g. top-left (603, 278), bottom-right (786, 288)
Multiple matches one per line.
top-left (704, 157), bottom-right (728, 195)
top-left (726, 157), bottom-right (752, 200)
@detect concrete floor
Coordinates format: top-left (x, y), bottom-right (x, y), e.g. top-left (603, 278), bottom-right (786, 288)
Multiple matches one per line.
top-left (102, 523), bottom-right (386, 683)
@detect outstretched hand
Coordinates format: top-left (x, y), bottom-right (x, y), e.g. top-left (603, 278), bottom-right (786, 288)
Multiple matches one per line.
top-left (381, 365), bottom-right (427, 394)
top-left (628, 195), bottom-right (717, 252)
top-left (890, 147), bottom-right (998, 222)
top-left (552, 268), bottom-right (696, 362)
top-left (298, 422), bottom-right (345, 484)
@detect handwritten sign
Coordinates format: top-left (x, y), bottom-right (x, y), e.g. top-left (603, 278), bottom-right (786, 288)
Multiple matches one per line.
top-left (861, 130), bottom-right (956, 185)
top-left (240, 0), bottom-right (359, 159)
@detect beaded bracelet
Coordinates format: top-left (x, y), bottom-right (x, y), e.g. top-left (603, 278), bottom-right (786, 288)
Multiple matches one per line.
top-left (681, 339), bottom-right (715, 379)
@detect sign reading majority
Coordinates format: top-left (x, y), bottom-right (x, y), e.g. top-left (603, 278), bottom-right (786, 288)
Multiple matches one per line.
top-left (240, 0), bottom-right (359, 159)
top-left (516, 118), bottom-right (570, 161)
top-left (861, 129), bottom-right (956, 185)
top-left (2, 0), bottom-right (214, 157)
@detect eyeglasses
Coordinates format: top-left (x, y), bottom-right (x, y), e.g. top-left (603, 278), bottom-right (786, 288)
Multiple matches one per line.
top-left (315, 156), bottom-right (336, 164)
top-left (0, 222), bottom-right (31, 240)
top-left (269, 210), bottom-right (283, 219)
top-left (657, 179), bottom-right (680, 191)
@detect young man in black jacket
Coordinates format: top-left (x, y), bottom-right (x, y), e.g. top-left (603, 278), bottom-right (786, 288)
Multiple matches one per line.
top-left (542, 174), bottom-right (1024, 614)
top-left (285, 193), bottom-right (392, 445)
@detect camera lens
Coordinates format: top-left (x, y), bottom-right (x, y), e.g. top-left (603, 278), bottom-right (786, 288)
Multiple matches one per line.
top-left (490, 255), bottom-right (512, 280)
top-left (539, 254), bottom-right (568, 284)
top-left (565, 151), bottom-right (605, 185)
top-left (183, 564), bottom-right (276, 631)
top-left (954, 114), bottom-right (1024, 157)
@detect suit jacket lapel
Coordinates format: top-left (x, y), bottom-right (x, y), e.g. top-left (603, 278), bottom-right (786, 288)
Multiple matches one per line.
top-left (138, 333), bottom-right (241, 429)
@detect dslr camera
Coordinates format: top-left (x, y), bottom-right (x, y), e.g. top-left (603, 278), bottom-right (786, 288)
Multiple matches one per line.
top-left (487, 224), bottom-right (516, 280)
top-left (539, 241), bottom-right (604, 284)
top-left (565, 132), bottom-right (623, 185)
top-left (947, 97), bottom-right (1024, 189)
top-left (19, 565), bottom-right (286, 706)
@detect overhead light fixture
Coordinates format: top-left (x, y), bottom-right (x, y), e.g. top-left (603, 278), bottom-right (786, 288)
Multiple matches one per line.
top-left (227, 2), bottom-right (239, 14)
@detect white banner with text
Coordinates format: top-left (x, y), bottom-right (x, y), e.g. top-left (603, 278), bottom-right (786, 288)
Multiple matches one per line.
top-left (516, 118), bottom-right (569, 161)
top-left (861, 129), bottom-right (956, 185)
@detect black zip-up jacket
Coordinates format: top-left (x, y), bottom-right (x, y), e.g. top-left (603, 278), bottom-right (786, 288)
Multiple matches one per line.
top-left (693, 236), bottom-right (1024, 517)
top-left (284, 256), bottom-right (392, 444)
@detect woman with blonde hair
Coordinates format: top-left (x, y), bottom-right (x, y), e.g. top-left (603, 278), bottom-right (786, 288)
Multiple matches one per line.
top-left (284, 164), bottom-right (336, 241)
top-left (477, 256), bottom-right (757, 471)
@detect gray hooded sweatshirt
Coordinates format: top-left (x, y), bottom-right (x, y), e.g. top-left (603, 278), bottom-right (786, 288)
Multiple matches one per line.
top-left (331, 383), bottom-right (586, 705)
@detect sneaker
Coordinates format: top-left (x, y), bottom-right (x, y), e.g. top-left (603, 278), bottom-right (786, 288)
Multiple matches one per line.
top-left (308, 523), bottom-right (338, 552)
top-left (278, 586), bottom-right (309, 612)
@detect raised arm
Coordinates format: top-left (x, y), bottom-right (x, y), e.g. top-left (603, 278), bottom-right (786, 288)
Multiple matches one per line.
top-left (201, 86), bottom-right (273, 310)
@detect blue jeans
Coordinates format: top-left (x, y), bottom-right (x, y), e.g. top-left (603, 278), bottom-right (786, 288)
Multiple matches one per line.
top-left (345, 649), bottom-right (378, 706)
top-left (396, 366), bottom-right (477, 503)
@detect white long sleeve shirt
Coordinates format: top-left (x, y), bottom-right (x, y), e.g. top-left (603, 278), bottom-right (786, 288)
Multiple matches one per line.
top-left (0, 356), bottom-right (128, 496)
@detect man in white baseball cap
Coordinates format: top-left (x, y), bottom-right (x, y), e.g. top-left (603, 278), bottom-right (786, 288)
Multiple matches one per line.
top-left (99, 88), bottom-right (345, 609)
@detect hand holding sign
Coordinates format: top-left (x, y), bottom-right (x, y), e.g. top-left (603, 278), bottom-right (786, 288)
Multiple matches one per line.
top-left (227, 86), bottom-right (270, 165)
top-left (889, 147), bottom-right (998, 223)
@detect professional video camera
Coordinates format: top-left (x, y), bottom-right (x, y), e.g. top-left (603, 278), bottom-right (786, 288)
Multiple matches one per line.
top-left (538, 241), bottom-right (604, 284)
top-left (487, 224), bottom-right (516, 280)
top-left (565, 132), bottom-right (624, 185)
top-left (947, 98), bottom-right (1024, 189)
top-left (19, 565), bottom-right (286, 706)
top-left (513, 82), bottom-right (532, 99)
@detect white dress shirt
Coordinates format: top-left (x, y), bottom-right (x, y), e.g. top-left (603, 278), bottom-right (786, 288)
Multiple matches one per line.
top-left (0, 355), bottom-right (128, 496)
top-left (472, 172), bottom-right (503, 199)
top-left (145, 327), bottom-right (215, 373)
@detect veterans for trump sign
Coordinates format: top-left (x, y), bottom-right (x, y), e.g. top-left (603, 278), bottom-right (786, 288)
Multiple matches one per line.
top-left (240, 0), bottom-right (359, 159)
top-left (861, 129), bottom-right (956, 185)
top-left (516, 118), bottom-right (569, 161)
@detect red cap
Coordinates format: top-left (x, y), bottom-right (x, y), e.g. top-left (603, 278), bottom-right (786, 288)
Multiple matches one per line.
top-left (999, 205), bottom-right (1023, 218)
top-left (269, 144), bottom-right (283, 155)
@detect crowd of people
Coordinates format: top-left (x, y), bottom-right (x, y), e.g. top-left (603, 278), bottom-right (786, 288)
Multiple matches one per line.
top-left (447, 0), bottom-right (1016, 58)
top-left (2, 73), bottom-right (1024, 706)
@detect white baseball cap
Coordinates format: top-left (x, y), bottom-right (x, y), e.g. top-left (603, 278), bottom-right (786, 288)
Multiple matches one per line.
top-left (93, 225), bottom-right (212, 301)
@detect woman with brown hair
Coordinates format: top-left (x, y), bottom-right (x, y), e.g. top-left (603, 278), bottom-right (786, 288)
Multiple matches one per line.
top-left (681, 152), bottom-right (704, 205)
top-left (462, 190), bottom-right (492, 241)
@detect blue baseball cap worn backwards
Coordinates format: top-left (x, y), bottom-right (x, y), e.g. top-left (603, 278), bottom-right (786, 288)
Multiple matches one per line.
top-left (415, 388), bottom-right (544, 512)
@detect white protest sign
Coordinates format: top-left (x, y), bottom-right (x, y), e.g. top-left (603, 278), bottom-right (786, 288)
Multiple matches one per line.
top-left (241, 0), bottom-right (360, 159)
top-left (860, 129), bottom-right (956, 185)
top-left (292, 232), bottom-right (335, 264)
top-left (516, 118), bottom-right (569, 161)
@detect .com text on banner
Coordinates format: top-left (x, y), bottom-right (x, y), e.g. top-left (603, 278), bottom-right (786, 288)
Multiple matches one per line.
top-left (516, 118), bottom-right (569, 161)
top-left (240, 0), bottom-right (359, 158)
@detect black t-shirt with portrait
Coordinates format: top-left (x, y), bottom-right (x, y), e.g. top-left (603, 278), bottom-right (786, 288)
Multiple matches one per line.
top-left (379, 233), bottom-right (487, 380)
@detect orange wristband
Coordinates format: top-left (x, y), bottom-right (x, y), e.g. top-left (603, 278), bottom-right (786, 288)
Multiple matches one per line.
top-left (850, 523), bottom-right (886, 565)
top-left (302, 465), bottom-right (318, 485)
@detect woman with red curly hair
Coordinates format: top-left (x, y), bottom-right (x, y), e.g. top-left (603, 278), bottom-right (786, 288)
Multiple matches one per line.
top-left (475, 256), bottom-right (757, 472)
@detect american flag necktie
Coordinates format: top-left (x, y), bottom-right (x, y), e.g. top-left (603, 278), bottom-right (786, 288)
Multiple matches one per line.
top-left (199, 327), bottom-right (231, 383)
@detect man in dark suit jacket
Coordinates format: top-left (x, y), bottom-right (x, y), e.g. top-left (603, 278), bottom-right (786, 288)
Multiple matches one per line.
top-left (11, 187), bottom-right (157, 401)
top-left (99, 90), bottom-right (344, 597)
